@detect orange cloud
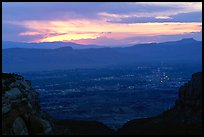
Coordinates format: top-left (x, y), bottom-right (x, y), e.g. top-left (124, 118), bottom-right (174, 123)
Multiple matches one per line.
top-left (10, 19), bottom-right (202, 42)
top-left (39, 33), bottom-right (100, 42)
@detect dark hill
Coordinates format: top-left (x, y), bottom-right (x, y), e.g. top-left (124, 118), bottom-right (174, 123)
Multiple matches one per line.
top-left (2, 38), bottom-right (202, 72)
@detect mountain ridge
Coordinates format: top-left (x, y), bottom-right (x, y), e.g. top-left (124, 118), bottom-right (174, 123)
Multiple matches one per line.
top-left (2, 41), bottom-right (104, 50)
top-left (2, 38), bottom-right (201, 50)
top-left (2, 38), bottom-right (202, 73)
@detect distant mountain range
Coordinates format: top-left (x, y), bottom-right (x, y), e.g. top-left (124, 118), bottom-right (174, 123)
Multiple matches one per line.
top-left (2, 38), bottom-right (202, 72)
top-left (2, 41), bottom-right (106, 49)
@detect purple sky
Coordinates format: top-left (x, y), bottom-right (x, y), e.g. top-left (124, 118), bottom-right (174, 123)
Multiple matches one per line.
top-left (2, 2), bottom-right (202, 46)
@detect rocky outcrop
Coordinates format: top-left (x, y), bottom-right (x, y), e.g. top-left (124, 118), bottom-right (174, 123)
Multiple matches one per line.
top-left (176, 72), bottom-right (202, 111)
top-left (2, 73), bottom-right (54, 135)
top-left (118, 72), bottom-right (202, 135)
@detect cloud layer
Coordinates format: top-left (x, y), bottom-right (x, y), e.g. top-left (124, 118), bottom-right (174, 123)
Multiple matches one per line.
top-left (2, 2), bottom-right (202, 45)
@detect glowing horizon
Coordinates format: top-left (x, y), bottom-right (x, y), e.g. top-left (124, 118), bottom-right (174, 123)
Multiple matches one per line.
top-left (2, 2), bottom-right (202, 46)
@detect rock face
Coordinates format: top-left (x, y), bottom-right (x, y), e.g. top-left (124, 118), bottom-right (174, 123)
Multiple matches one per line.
top-left (176, 72), bottom-right (202, 111)
top-left (2, 73), bottom-right (54, 135)
top-left (172, 72), bottom-right (202, 125)
top-left (118, 72), bottom-right (202, 135)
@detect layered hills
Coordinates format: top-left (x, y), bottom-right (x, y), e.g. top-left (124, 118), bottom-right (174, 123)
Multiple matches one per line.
top-left (2, 38), bottom-right (202, 72)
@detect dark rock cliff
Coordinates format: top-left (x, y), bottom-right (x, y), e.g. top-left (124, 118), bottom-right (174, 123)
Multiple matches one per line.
top-left (2, 73), bottom-right (54, 135)
top-left (176, 72), bottom-right (202, 111)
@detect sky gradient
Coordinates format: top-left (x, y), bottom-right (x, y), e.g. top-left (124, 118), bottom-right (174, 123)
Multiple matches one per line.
top-left (2, 2), bottom-right (202, 46)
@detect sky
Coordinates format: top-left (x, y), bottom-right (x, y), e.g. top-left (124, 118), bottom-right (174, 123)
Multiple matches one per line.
top-left (2, 2), bottom-right (202, 46)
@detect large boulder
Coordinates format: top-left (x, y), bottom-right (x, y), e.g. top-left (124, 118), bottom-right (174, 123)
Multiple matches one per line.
top-left (4, 88), bottom-right (22, 99)
top-left (2, 104), bottom-right (11, 114)
top-left (12, 117), bottom-right (29, 135)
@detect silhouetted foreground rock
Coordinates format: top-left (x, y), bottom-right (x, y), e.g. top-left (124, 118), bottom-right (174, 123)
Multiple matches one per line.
top-left (2, 73), bottom-right (55, 135)
top-left (2, 72), bottom-right (202, 135)
top-left (117, 72), bottom-right (202, 135)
